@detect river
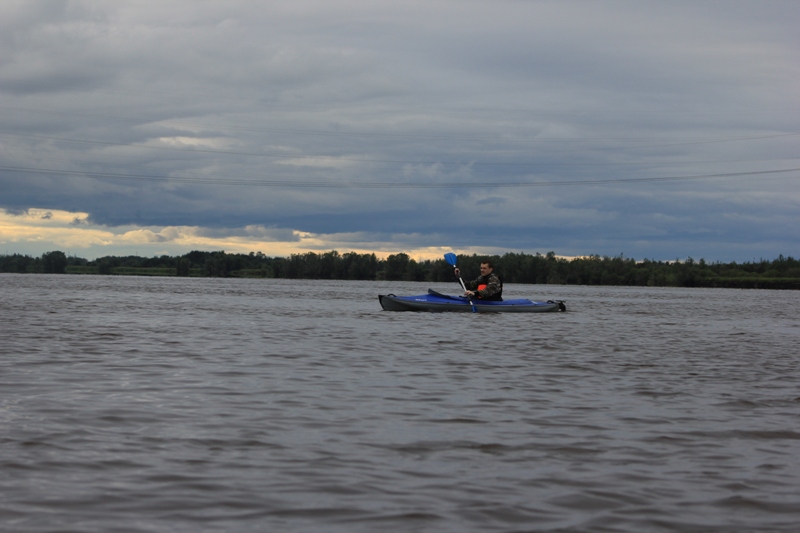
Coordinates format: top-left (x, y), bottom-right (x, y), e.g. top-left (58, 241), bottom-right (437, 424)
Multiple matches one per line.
top-left (1, 274), bottom-right (798, 532)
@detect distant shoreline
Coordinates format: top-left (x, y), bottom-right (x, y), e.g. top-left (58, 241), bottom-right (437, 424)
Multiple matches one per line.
top-left (3, 250), bottom-right (799, 290)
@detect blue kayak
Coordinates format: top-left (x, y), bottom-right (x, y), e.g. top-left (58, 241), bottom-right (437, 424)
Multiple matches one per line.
top-left (379, 289), bottom-right (566, 313)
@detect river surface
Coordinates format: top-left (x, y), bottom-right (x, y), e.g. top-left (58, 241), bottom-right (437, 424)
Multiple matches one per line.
top-left (1, 274), bottom-right (799, 532)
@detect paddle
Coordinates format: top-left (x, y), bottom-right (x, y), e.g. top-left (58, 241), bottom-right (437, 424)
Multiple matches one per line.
top-left (444, 252), bottom-right (477, 312)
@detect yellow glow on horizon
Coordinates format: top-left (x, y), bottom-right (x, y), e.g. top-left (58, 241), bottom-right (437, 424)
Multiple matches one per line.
top-left (0, 208), bottom-right (116, 248)
top-left (0, 208), bottom-right (503, 260)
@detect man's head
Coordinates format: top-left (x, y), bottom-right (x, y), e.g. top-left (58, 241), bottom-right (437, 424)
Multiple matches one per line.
top-left (480, 261), bottom-right (493, 275)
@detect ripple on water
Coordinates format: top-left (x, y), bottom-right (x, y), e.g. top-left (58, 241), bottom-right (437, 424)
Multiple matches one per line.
top-left (1, 276), bottom-right (799, 532)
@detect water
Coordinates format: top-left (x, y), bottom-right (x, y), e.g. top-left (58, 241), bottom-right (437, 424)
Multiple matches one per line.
top-left (1, 274), bottom-right (799, 532)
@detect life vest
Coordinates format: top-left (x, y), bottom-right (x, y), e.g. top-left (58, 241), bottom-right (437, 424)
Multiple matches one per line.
top-left (475, 274), bottom-right (503, 300)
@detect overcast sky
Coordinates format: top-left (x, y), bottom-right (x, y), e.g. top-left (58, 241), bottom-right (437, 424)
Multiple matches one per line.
top-left (1, 0), bottom-right (798, 262)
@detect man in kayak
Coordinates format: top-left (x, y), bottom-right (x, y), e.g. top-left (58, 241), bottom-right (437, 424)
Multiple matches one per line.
top-left (454, 260), bottom-right (503, 301)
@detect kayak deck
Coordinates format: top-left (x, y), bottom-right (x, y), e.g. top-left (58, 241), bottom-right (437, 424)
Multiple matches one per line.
top-left (379, 289), bottom-right (566, 313)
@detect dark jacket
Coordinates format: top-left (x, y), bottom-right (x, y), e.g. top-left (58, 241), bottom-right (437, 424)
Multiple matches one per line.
top-left (464, 272), bottom-right (503, 301)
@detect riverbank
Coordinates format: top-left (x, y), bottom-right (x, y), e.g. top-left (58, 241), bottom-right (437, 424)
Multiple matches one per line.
top-left (3, 250), bottom-right (799, 289)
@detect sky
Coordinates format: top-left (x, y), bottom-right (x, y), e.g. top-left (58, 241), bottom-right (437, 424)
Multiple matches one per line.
top-left (1, 0), bottom-right (798, 263)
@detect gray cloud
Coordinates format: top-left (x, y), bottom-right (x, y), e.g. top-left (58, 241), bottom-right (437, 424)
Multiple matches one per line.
top-left (1, 0), bottom-right (798, 261)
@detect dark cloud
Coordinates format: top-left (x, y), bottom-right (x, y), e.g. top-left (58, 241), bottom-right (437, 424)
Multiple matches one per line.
top-left (0, 1), bottom-right (798, 261)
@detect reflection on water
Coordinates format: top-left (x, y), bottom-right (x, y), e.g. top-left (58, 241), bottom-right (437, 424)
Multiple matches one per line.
top-left (2, 274), bottom-right (799, 532)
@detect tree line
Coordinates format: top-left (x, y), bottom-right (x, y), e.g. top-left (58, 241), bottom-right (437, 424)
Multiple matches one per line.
top-left (1, 250), bottom-right (799, 289)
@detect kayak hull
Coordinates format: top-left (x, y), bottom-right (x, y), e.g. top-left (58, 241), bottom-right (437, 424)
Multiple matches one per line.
top-left (379, 290), bottom-right (566, 313)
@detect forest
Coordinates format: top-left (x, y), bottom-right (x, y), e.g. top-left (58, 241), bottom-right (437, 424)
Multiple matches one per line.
top-left (1, 250), bottom-right (799, 289)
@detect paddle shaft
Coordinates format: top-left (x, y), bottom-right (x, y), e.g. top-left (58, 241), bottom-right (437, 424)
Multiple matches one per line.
top-left (453, 267), bottom-right (477, 312)
top-left (455, 272), bottom-right (468, 293)
top-left (444, 252), bottom-right (477, 312)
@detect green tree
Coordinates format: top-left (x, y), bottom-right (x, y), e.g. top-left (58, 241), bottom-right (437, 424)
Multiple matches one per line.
top-left (176, 257), bottom-right (191, 277)
top-left (384, 253), bottom-right (411, 281)
top-left (206, 251), bottom-right (230, 277)
top-left (0, 254), bottom-right (34, 273)
top-left (41, 251), bottom-right (68, 274)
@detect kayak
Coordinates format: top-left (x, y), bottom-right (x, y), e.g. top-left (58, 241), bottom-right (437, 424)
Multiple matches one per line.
top-left (379, 289), bottom-right (566, 313)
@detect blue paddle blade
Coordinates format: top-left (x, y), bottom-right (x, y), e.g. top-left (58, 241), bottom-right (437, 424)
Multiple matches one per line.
top-left (444, 252), bottom-right (458, 266)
